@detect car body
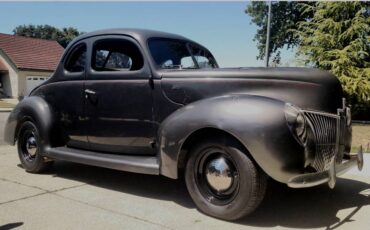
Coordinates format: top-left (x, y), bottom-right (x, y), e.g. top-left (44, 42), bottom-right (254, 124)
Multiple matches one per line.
top-left (4, 29), bottom-right (364, 220)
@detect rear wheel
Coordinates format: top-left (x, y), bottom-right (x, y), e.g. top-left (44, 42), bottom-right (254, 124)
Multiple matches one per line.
top-left (185, 137), bottom-right (266, 220)
top-left (17, 121), bottom-right (52, 173)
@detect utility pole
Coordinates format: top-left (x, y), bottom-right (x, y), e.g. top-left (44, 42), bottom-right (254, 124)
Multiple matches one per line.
top-left (265, 1), bottom-right (272, 67)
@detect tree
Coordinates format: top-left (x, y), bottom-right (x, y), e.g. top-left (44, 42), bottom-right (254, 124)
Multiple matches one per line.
top-left (295, 2), bottom-right (370, 114)
top-left (245, 1), bottom-right (313, 64)
top-left (13, 24), bottom-right (82, 48)
top-left (56, 27), bottom-right (81, 48)
top-left (246, 2), bottom-right (370, 117)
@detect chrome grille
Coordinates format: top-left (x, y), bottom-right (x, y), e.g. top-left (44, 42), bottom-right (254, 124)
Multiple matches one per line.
top-left (304, 111), bottom-right (339, 171)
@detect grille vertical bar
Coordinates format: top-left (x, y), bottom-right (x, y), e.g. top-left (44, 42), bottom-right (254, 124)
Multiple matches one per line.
top-left (304, 111), bottom-right (339, 171)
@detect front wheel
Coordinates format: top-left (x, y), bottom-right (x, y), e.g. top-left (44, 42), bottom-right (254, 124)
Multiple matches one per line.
top-left (17, 121), bottom-right (52, 173)
top-left (185, 137), bottom-right (266, 220)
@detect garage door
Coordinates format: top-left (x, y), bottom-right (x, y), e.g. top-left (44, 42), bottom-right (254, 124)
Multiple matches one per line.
top-left (26, 76), bottom-right (50, 95)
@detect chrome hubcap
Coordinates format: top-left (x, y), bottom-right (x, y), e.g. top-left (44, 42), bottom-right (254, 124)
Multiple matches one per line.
top-left (26, 136), bottom-right (37, 156)
top-left (20, 129), bottom-right (38, 162)
top-left (205, 157), bottom-right (234, 192)
top-left (195, 148), bottom-right (239, 205)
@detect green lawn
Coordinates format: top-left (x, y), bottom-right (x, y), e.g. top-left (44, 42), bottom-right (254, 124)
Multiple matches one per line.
top-left (351, 124), bottom-right (370, 153)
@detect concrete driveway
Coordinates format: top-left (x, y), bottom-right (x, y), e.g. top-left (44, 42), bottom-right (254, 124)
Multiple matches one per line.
top-left (0, 145), bottom-right (369, 230)
top-left (0, 111), bottom-right (9, 145)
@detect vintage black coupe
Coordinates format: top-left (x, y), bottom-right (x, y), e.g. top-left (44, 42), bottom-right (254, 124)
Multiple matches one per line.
top-left (4, 29), bottom-right (364, 220)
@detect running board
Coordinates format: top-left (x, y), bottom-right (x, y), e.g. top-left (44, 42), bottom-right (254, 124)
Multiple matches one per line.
top-left (45, 147), bottom-right (159, 175)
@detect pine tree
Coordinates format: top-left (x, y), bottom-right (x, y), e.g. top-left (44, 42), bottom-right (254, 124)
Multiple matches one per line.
top-left (295, 2), bottom-right (370, 114)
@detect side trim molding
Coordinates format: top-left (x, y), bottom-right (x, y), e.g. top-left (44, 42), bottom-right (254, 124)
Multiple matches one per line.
top-left (46, 147), bottom-right (159, 175)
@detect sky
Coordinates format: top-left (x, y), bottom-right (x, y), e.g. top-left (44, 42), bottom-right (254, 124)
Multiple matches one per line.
top-left (0, 1), bottom-right (295, 67)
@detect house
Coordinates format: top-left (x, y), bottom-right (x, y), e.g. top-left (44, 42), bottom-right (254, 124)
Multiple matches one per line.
top-left (0, 33), bottom-right (64, 99)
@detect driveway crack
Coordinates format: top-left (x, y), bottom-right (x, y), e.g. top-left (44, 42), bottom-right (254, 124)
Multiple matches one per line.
top-left (0, 178), bottom-right (88, 206)
top-left (0, 177), bottom-right (87, 193)
top-left (0, 192), bottom-right (48, 205)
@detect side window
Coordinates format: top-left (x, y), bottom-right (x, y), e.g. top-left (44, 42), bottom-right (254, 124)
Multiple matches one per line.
top-left (180, 56), bottom-right (196, 69)
top-left (65, 44), bottom-right (87, 72)
top-left (189, 44), bottom-right (217, 69)
top-left (92, 38), bottom-right (143, 71)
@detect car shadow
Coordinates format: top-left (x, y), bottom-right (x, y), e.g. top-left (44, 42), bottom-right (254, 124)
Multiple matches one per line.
top-left (48, 161), bottom-right (194, 208)
top-left (239, 179), bottom-right (370, 229)
top-left (0, 222), bottom-right (24, 230)
top-left (47, 161), bottom-right (370, 229)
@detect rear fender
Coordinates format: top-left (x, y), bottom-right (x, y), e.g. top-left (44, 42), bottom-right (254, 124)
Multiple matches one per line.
top-left (4, 96), bottom-right (55, 152)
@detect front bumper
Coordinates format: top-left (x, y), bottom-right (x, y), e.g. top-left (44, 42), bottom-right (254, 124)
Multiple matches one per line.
top-left (288, 146), bottom-right (364, 188)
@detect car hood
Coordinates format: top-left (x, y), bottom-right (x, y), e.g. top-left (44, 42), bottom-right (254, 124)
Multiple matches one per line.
top-left (160, 67), bottom-right (343, 113)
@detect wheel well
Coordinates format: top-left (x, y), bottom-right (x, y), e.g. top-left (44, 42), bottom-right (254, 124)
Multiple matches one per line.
top-left (14, 116), bottom-right (65, 147)
top-left (14, 116), bottom-right (34, 143)
top-left (177, 128), bottom-right (250, 174)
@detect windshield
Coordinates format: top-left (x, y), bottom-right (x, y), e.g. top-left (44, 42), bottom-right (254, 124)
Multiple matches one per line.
top-left (148, 38), bottom-right (218, 69)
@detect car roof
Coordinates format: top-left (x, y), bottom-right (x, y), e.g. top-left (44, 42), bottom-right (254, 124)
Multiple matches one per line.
top-left (68, 28), bottom-right (194, 47)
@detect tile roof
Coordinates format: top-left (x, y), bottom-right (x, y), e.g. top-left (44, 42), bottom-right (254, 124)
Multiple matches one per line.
top-left (0, 59), bottom-right (8, 72)
top-left (0, 33), bottom-right (64, 71)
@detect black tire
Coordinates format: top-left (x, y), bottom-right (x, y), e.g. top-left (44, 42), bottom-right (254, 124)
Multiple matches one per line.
top-left (17, 121), bottom-right (52, 173)
top-left (185, 137), bottom-right (266, 220)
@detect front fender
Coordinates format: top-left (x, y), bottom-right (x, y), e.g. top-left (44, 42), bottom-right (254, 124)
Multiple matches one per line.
top-left (159, 94), bottom-right (304, 183)
top-left (4, 96), bottom-right (54, 151)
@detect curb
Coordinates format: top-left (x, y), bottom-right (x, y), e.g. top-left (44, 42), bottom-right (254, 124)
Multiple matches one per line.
top-left (0, 108), bottom-right (12, 112)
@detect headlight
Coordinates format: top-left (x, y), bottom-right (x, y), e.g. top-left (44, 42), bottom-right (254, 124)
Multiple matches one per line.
top-left (285, 103), bottom-right (307, 145)
top-left (296, 113), bottom-right (306, 137)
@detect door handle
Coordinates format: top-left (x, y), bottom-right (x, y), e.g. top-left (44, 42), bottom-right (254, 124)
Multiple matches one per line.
top-left (84, 89), bottom-right (96, 95)
top-left (84, 89), bottom-right (98, 104)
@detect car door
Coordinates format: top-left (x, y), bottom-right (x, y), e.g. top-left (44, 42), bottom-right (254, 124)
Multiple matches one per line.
top-left (84, 35), bottom-right (156, 155)
top-left (41, 41), bottom-right (88, 149)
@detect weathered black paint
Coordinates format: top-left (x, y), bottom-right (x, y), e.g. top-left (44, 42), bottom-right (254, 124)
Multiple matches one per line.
top-left (4, 29), bottom-right (345, 184)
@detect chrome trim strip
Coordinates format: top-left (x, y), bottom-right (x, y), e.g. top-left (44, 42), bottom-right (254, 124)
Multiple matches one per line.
top-left (301, 110), bottom-right (340, 119)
